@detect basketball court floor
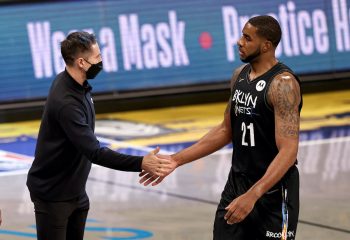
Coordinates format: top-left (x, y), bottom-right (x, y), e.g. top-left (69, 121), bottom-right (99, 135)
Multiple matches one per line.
top-left (0, 89), bottom-right (349, 239)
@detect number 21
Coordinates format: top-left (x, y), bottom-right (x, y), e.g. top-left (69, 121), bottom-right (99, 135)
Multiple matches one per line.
top-left (241, 122), bottom-right (255, 146)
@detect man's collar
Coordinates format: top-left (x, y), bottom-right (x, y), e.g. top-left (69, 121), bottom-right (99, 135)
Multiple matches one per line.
top-left (64, 69), bottom-right (92, 93)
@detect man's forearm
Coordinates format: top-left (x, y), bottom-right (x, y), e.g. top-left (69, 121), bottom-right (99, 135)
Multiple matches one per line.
top-left (173, 124), bottom-right (231, 166)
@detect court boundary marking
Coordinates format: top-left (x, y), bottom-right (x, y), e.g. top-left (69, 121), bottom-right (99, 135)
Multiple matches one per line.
top-left (1, 135), bottom-right (349, 235)
top-left (94, 135), bottom-right (350, 235)
top-left (1, 134), bottom-right (350, 176)
top-left (88, 177), bottom-right (350, 235)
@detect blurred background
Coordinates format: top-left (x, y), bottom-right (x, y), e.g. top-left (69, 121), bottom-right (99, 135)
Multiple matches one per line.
top-left (0, 0), bottom-right (349, 239)
top-left (0, 0), bottom-right (350, 119)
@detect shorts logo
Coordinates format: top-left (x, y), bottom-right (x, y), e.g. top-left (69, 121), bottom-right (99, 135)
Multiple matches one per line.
top-left (266, 230), bottom-right (295, 239)
top-left (256, 80), bottom-right (266, 91)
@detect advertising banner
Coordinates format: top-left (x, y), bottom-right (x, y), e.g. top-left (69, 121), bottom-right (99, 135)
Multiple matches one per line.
top-left (1, 0), bottom-right (350, 102)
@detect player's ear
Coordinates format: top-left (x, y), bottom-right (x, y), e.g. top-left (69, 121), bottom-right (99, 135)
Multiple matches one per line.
top-left (262, 40), bottom-right (272, 53)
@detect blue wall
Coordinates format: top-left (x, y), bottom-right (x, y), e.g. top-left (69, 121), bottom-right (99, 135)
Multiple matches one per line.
top-left (1, 0), bottom-right (350, 102)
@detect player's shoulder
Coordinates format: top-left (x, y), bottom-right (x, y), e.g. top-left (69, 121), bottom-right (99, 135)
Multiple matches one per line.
top-left (232, 64), bottom-right (247, 78)
top-left (271, 62), bottom-right (299, 84)
top-left (267, 71), bottom-right (301, 107)
top-left (270, 71), bottom-right (299, 89)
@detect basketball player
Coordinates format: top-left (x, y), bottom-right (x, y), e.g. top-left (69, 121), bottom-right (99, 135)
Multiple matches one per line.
top-left (27, 31), bottom-right (172, 240)
top-left (140, 15), bottom-right (302, 240)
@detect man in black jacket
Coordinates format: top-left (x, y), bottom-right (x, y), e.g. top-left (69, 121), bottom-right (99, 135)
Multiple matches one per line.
top-left (27, 31), bottom-right (172, 240)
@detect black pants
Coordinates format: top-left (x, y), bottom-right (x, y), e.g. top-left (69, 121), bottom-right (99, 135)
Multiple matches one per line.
top-left (213, 166), bottom-right (299, 240)
top-left (30, 193), bottom-right (90, 240)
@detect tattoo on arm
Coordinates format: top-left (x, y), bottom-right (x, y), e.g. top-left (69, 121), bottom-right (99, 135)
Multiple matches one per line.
top-left (268, 73), bottom-right (301, 138)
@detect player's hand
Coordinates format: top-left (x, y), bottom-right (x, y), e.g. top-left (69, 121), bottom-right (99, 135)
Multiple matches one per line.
top-left (139, 154), bottom-right (178, 186)
top-left (224, 192), bottom-right (258, 224)
top-left (141, 147), bottom-right (173, 177)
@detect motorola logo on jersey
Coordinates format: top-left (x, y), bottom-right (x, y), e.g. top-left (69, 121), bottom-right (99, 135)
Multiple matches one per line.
top-left (256, 80), bottom-right (266, 91)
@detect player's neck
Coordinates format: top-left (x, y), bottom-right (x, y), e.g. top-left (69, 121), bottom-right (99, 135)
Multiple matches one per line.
top-left (249, 56), bottom-right (278, 79)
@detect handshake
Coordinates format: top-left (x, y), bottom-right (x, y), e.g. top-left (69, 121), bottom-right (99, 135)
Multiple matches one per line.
top-left (140, 147), bottom-right (178, 186)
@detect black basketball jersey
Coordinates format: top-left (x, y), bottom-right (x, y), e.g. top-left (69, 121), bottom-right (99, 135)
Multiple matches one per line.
top-left (230, 62), bottom-right (302, 181)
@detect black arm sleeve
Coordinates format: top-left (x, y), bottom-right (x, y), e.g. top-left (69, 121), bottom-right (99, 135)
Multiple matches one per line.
top-left (58, 104), bottom-right (143, 172)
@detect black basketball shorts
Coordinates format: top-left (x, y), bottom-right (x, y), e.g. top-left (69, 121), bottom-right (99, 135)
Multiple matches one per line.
top-left (213, 166), bottom-right (299, 240)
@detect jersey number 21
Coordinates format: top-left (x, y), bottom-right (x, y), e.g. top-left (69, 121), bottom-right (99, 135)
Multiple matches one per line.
top-left (241, 122), bottom-right (255, 146)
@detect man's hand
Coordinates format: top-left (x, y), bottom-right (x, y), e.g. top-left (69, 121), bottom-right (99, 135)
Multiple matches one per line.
top-left (139, 154), bottom-right (178, 186)
top-left (141, 147), bottom-right (173, 177)
top-left (224, 191), bottom-right (258, 225)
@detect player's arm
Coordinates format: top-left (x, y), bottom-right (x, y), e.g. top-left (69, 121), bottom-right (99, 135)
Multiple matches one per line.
top-left (140, 100), bottom-right (232, 185)
top-left (171, 102), bottom-right (231, 166)
top-left (139, 65), bottom-right (245, 186)
top-left (172, 65), bottom-right (245, 166)
top-left (248, 72), bottom-right (301, 199)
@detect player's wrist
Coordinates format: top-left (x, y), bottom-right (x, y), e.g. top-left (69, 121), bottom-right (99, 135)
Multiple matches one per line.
top-left (171, 153), bottom-right (183, 167)
top-left (247, 186), bottom-right (263, 201)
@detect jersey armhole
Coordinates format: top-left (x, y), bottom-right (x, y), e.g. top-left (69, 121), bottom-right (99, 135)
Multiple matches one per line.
top-left (230, 64), bottom-right (248, 93)
top-left (264, 80), bottom-right (274, 112)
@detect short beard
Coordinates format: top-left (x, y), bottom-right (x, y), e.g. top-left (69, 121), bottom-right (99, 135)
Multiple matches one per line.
top-left (240, 48), bottom-right (261, 63)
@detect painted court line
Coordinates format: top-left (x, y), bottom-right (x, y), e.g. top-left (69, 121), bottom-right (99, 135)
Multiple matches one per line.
top-left (1, 135), bottom-right (349, 177)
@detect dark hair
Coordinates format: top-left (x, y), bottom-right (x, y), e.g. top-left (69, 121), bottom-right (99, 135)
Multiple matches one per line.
top-left (61, 31), bottom-right (97, 66)
top-left (248, 15), bottom-right (281, 47)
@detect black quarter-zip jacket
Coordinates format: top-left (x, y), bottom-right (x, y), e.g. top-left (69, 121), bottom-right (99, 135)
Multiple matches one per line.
top-left (27, 70), bottom-right (143, 201)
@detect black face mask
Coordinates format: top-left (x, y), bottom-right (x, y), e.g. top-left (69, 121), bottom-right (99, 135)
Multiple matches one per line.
top-left (84, 59), bottom-right (103, 79)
